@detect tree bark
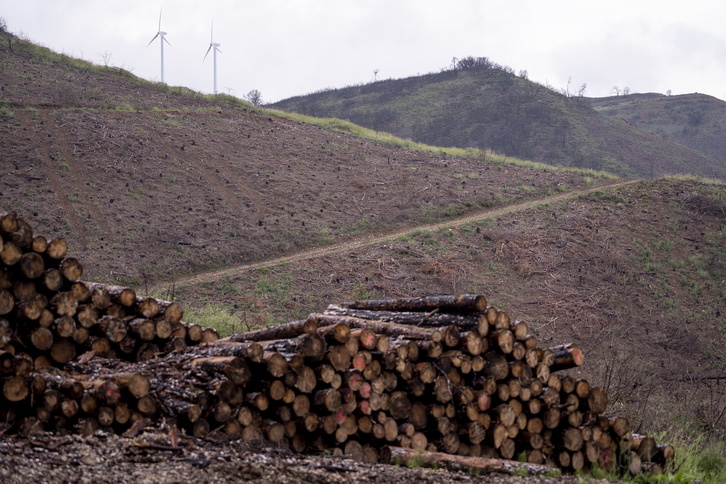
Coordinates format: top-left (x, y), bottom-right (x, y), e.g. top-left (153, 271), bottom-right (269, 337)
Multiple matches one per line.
top-left (341, 294), bottom-right (488, 314)
top-left (381, 446), bottom-right (558, 476)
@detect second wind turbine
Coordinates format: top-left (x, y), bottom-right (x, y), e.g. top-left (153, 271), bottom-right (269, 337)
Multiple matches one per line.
top-left (204, 21), bottom-right (221, 95)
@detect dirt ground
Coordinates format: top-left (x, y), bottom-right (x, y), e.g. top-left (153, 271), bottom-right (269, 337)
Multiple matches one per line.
top-left (0, 428), bottom-right (612, 484)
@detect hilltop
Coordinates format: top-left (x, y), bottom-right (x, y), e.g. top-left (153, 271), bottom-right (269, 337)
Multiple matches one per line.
top-left (588, 92), bottom-right (726, 165)
top-left (1, 30), bottom-right (725, 481)
top-left (271, 58), bottom-right (726, 180)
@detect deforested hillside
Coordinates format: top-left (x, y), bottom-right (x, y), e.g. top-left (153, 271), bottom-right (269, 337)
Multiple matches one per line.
top-left (271, 58), bottom-right (726, 180)
top-left (0, 30), bottom-right (610, 286)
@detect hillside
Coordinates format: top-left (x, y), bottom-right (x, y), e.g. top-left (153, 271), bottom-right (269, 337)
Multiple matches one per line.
top-left (270, 59), bottom-right (726, 180)
top-left (588, 93), bottom-right (726, 165)
top-left (1, 30), bottom-right (725, 480)
top-left (0, 31), bottom-right (611, 287)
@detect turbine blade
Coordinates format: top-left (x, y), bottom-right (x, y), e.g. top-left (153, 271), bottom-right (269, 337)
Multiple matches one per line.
top-left (204, 44), bottom-right (212, 61)
top-left (210, 20), bottom-right (214, 42)
top-left (163, 35), bottom-right (171, 46)
top-left (158, 7), bottom-right (163, 30)
top-left (147, 32), bottom-right (160, 47)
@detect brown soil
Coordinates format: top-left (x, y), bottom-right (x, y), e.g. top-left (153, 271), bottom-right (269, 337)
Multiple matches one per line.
top-left (0, 428), bottom-right (609, 484)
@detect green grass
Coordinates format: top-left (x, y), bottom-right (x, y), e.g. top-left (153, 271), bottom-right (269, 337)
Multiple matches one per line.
top-left (0, 103), bottom-right (13, 121)
top-left (182, 303), bottom-right (243, 337)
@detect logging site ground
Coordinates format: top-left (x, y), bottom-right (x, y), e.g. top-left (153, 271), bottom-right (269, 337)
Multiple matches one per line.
top-left (1, 28), bottom-right (726, 483)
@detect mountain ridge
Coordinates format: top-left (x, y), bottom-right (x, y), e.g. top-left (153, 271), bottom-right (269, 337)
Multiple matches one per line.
top-left (271, 60), bottom-right (726, 180)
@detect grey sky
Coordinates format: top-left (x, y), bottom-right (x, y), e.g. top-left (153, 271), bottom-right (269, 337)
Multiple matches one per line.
top-left (2, 0), bottom-right (725, 103)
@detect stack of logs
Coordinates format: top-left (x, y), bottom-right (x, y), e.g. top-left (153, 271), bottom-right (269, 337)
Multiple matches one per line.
top-left (0, 212), bottom-right (219, 435)
top-left (0, 211), bottom-right (674, 477)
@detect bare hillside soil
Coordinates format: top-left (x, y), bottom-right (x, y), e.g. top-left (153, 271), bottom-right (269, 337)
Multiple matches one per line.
top-left (1, 103), bottom-right (606, 286)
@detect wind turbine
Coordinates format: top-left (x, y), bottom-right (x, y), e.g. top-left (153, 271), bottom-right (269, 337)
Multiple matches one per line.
top-left (147, 9), bottom-right (170, 83)
top-left (204, 21), bottom-right (221, 95)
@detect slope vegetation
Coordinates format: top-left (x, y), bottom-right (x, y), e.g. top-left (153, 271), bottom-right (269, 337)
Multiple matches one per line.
top-left (271, 60), bottom-right (726, 180)
top-left (588, 93), bottom-right (726, 166)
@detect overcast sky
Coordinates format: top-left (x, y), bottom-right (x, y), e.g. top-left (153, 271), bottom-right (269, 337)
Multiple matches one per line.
top-left (2, 0), bottom-right (725, 104)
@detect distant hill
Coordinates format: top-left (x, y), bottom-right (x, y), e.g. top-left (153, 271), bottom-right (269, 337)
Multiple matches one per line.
top-left (271, 58), bottom-right (726, 180)
top-left (587, 92), bottom-right (726, 166)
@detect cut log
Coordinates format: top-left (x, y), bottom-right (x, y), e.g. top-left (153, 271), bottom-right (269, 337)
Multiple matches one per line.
top-left (325, 304), bottom-right (489, 331)
top-left (264, 333), bottom-right (327, 361)
top-left (19, 252), bottom-right (45, 279)
top-left (550, 344), bottom-right (585, 372)
top-left (7, 218), bottom-right (33, 249)
top-left (0, 212), bottom-right (19, 234)
top-left (221, 318), bottom-right (316, 343)
top-left (588, 387), bottom-right (609, 415)
top-left (83, 282), bottom-right (137, 307)
top-left (135, 297), bottom-right (160, 319)
top-left (42, 268), bottom-right (64, 292)
top-left (31, 236), bottom-right (48, 254)
top-left (97, 315), bottom-right (128, 343)
top-left (46, 237), bottom-right (69, 260)
top-left (3, 375), bottom-right (29, 402)
top-left (381, 446), bottom-right (558, 476)
top-left (308, 313), bottom-right (436, 340)
top-left (59, 258), bottom-right (83, 282)
top-left (341, 294), bottom-right (488, 313)
top-left (0, 241), bottom-right (22, 266)
top-left (0, 290), bottom-right (14, 316)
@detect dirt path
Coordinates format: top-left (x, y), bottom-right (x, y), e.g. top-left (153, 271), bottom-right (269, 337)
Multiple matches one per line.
top-left (154, 179), bottom-right (639, 291)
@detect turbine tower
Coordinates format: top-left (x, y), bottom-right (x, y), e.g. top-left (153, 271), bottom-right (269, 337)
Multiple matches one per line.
top-left (204, 21), bottom-right (221, 95)
top-left (147, 9), bottom-right (170, 83)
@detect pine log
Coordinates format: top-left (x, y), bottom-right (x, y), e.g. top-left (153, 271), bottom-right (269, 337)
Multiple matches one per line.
top-left (483, 351), bottom-right (509, 381)
top-left (307, 313), bottom-right (436, 340)
top-left (381, 446), bottom-right (558, 476)
top-left (83, 282), bottom-right (137, 307)
top-left (222, 318), bottom-right (317, 342)
top-left (0, 241), bottom-right (22, 266)
top-left (550, 344), bottom-right (585, 372)
top-left (263, 332), bottom-right (327, 361)
top-left (0, 290), bottom-right (14, 316)
top-left (135, 297), bottom-right (160, 319)
top-left (46, 237), bottom-right (69, 260)
top-left (42, 268), bottom-right (64, 292)
top-left (157, 300), bottom-right (184, 324)
top-left (97, 315), bottom-right (128, 343)
top-left (341, 294), bottom-right (488, 313)
top-left (588, 387), bottom-right (609, 415)
top-left (31, 235), bottom-right (48, 254)
top-left (129, 318), bottom-right (156, 341)
top-left (50, 291), bottom-right (78, 317)
top-left (0, 212), bottom-right (19, 234)
top-left (19, 252), bottom-right (45, 279)
top-left (3, 375), bottom-right (29, 402)
top-left (7, 218), bottom-right (33, 249)
top-left (325, 304), bottom-right (489, 332)
top-left (59, 258), bottom-right (83, 282)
